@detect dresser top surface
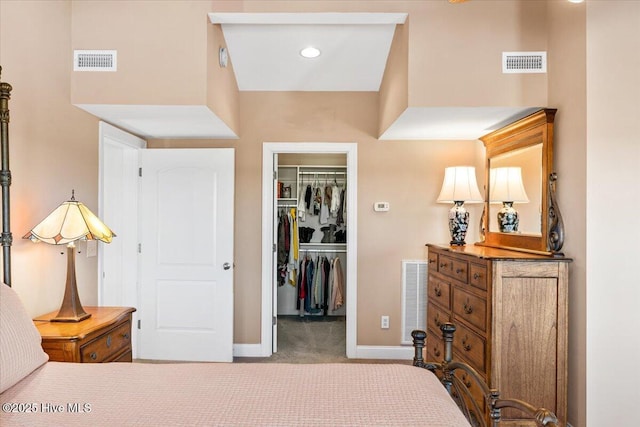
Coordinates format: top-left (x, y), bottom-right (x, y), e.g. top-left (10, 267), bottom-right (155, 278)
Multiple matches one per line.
top-left (34, 306), bottom-right (136, 340)
top-left (427, 243), bottom-right (571, 261)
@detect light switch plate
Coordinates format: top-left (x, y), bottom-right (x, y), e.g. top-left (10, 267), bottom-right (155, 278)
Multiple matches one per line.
top-left (86, 240), bottom-right (97, 258)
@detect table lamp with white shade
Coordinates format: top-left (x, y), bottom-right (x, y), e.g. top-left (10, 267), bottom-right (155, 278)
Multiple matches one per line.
top-left (489, 167), bottom-right (529, 233)
top-left (436, 166), bottom-right (484, 246)
top-left (23, 191), bottom-right (115, 322)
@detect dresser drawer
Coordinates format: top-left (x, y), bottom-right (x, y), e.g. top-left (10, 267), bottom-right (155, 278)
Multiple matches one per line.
top-left (450, 259), bottom-right (468, 283)
top-left (427, 250), bottom-right (438, 271)
top-left (427, 302), bottom-right (450, 336)
top-left (428, 275), bottom-right (451, 310)
top-left (112, 349), bottom-right (133, 362)
top-left (452, 369), bottom-right (486, 416)
top-left (454, 322), bottom-right (487, 375)
top-left (453, 288), bottom-right (487, 333)
top-left (438, 255), bottom-right (454, 276)
top-left (426, 329), bottom-right (445, 362)
top-left (469, 263), bottom-right (488, 291)
top-left (80, 320), bottom-right (132, 363)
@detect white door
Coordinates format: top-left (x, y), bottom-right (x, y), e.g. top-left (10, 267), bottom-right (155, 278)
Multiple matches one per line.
top-left (99, 122), bottom-right (145, 357)
top-left (138, 148), bottom-right (234, 362)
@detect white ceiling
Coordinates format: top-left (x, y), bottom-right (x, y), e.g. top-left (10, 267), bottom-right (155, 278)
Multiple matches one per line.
top-left (379, 107), bottom-right (542, 140)
top-left (77, 12), bottom-right (540, 141)
top-left (76, 104), bottom-right (237, 139)
top-left (210, 13), bottom-right (407, 91)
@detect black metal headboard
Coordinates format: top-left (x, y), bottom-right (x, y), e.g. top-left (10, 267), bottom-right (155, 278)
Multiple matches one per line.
top-left (0, 66), bottom-right (13, 287)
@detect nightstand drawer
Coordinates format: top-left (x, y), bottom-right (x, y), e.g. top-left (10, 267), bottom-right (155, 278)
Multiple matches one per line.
top-left (36, 307), bottom-right (135, 363)
top-left (81, 320), bottom-right (132, 363)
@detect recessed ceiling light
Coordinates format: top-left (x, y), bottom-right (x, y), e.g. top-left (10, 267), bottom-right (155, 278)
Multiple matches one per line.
top-left (300, 47), bottom-right (321, 59)
top-left (568, 0), bottom-right (584, 3)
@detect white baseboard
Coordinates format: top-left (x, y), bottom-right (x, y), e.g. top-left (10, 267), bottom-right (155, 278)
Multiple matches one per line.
top-left (233, 343), bottom-right (267, 358)
top-left (354, 345), bottom-right (414, 360)
top-left (233, 344), bottom-right (415, 360)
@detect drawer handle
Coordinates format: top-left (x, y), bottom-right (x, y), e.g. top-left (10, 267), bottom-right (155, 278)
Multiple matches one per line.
top-left (463, 299), bottom-right (473, 314)
top-left (434, 285), bottom-right (442, 297)
top-left (462, 336), bottom-right (472, 352)
top-left (90, 352), bottom-right (97, 360)
top-left (106, 335), bottom-right (112, 348)
top-left (439, 262), bottom-right (448, 269)
top-left (428, 259), bottom-right (436, 264)
top-left (455, 268), bottom-right (464, 274)
top-left (434, 347), bottom-right (441, 358)
top-left (434, 314), bottom-right (442, 328)
top-left (122, 332), bottom-right (130, 340)
top-left (461, 373), bottom-right (472, 388)
top-left (473, 272), bottom-right (480, 280)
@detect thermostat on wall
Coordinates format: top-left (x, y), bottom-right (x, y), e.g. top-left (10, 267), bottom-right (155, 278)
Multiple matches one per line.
top-left (374, 202), bottom-right (390, 212)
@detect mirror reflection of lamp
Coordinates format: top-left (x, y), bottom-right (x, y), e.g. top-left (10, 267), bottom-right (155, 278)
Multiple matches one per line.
top-left (23, 191), bottom-right (115, 322)
top-left (489, 167), bottom-right (529, 233)
top-left (436, 166), bottom-right (484, 246)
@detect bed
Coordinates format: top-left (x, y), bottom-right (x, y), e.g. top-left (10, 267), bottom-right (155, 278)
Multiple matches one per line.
top-left (0, 69), bottom-right (558, 427)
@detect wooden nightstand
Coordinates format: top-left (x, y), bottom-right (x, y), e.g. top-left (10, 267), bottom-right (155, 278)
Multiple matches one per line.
top-left (34, 306), bottom-right (136, 363)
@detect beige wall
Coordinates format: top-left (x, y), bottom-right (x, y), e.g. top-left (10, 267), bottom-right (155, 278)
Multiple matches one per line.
top-left (71, 0), bottom-right (240, 134)
top-left (407, 0), bottom-right (548, 108)
top-left (547, 2), bottom-right (587, 426)
top-left (0, 0), bottom-right (100, 316)
top-left (586, 2), bottom-right (640, 425)
top-left (207, 22), bottom-right (240, 134)
top-left (378, 23), bottom-right (408, 136)
top-left (71, 1), bottom-right (210, 105)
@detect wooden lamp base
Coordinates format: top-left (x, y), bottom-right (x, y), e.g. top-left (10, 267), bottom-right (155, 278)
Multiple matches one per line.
top-left (51, 244), bottom-right (91, 322)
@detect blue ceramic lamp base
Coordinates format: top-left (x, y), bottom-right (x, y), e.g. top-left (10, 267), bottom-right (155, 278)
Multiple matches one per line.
top-left (448, 201), bottom-right (470, 246)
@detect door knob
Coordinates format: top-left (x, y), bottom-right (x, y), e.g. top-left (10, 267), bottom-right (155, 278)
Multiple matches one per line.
top-left (223, 262), bottom-right (231, 270)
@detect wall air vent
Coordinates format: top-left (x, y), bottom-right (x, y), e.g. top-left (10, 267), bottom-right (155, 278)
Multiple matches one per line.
top-left (74, 50), bottom-right (117, 72)
top-left (502, 51), bottom-right (547, 74)
top-left (401, 260), bottom-right (427, 345)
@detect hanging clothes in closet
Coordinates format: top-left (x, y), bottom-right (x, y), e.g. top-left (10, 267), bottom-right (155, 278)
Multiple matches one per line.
top-left (296, 253), bottom-right (344, 316)
top-left (277, 208), bottom-right (299, 288)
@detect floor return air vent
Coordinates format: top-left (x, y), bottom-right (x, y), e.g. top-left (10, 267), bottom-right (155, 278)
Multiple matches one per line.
top-left (401, 260), bottom-right (427, 345)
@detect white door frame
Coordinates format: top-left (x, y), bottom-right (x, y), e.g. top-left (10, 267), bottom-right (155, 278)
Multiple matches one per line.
top-left (261, 142), bottom-right (358, 358)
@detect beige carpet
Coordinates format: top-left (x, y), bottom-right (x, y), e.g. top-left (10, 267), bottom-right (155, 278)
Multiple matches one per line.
top-left (137, 316), bottom-right (411, 365)
top-left (235, 316), bottom-right (411, 365)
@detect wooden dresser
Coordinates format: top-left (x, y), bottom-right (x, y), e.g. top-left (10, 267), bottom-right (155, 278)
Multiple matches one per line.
top-left (425, 243), bottom-right (569, 426)
top-left (34, 306), bottom-right (136, 363)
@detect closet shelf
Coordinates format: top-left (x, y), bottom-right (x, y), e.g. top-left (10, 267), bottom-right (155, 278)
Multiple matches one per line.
top-left (300, 242), bottom-right (346, 245)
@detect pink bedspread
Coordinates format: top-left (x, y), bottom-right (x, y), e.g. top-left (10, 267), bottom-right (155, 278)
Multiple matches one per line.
top-left (1, 361), bottom-right (469, 426)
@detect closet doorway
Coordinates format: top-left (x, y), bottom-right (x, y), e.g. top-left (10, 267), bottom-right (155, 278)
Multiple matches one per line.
top-left (261, 143), bottom-right (357, 359)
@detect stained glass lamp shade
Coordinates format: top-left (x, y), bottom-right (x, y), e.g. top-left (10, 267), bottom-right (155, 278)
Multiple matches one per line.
top-left (23, 192), bottom-right (115, 322)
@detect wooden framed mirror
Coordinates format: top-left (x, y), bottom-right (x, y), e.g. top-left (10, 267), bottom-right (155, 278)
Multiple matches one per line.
top-left (477, 108), bottom-right (564, 255)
